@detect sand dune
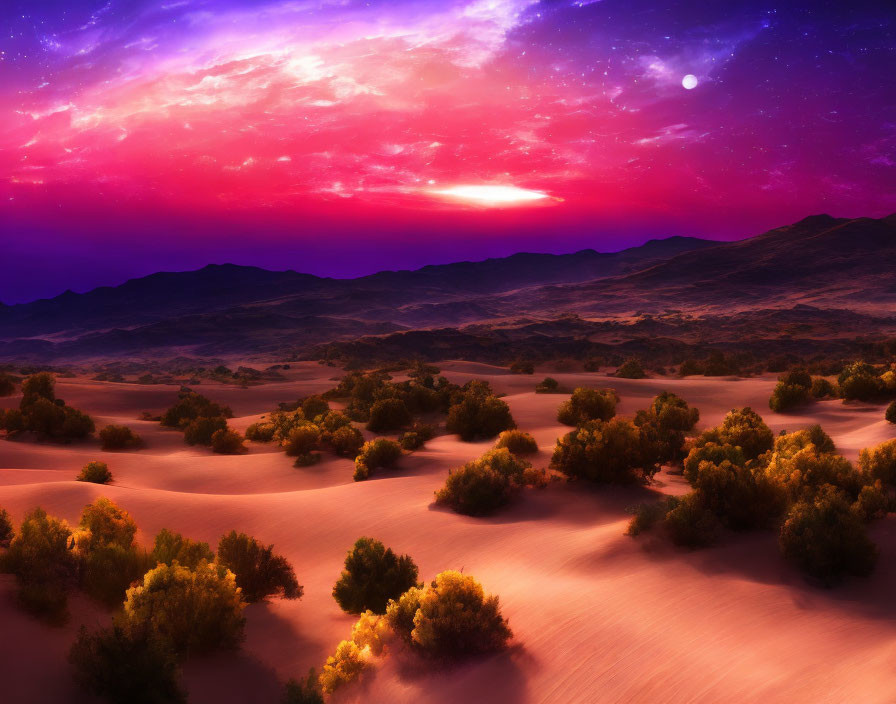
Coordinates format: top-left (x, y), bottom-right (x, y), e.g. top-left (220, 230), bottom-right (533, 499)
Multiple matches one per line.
top-left (1, 367), bottom-right (894, 703)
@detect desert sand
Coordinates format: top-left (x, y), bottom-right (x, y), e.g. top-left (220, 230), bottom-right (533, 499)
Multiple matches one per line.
top-left (1, 362), bottom-right (894, 704)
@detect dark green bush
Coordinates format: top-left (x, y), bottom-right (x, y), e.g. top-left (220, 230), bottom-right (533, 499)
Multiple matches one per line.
top-left (183, 416), bottom-right (228, 446)
top-left (366, 398), bottom-right (412, 433)
top-left (1, 408), bottom-right (25, 433)
top-left (216, 531), bottom-right (302, 603)
top-left (550, 418), bottom-right (659, 484)
top-left (301, 395), bottom-right (330, 420)
top-left (398, 431), bottom-right (424, 450)
top-left (0, 372), bottom-right (17, 397)
top-left (886, 400), bottom-right (896, 424)
top-left (332, 537), bottom-right (419, 614)
top-left (494, 429), bottom-right (538, 455)
top-left (688, 459), bottom-right (787, 530)
top-left (328, 425), bottom-right (365, 457)
top-left (769, 382), bottom-right (811, 413)
top-left (434, 448), bottom-right (537, 516)
top-left (282, 670), bottom-right (324, 704)
top-left (837, 361), bottom-right (883, 401)
top-left (211, 428), bottom-right (247, 454)
top-left (779, 486), bottom-right (878, 583)
top-left (614, 359), bottom-right (646, 379)
top-left (69, 623), bottom-right (186, 704)
top-left (626, 496), bottom-right (680, 536)
top-left (77, 460), bottom-right (113, 484)
top-left (100, 424), bottom-right (144, 450)
top-left (446, 393), bottom-right (515, 441)
top-left (160, 390), bottom-right (232, 429)
top-left (245, 421), bottom-right (277, 442)
top-left (16, 375), bottom-right (96, 441)
top-left (663, 492), bottom-right (721, 547)
top-left (810, 377), bottom-right (835, 399)
top-left (634, 392), bottom-right (699, 464)
top-left (150, 529), bottom-right (214, 569)
top-left (557, 387), bottom-right (617, 426)
top-left (283, 424), bottom-right (321, 456)
top-left (535, 377), bottom-right (562, 394)
top-left (0, 507), bottom-right (13, 547)
top-left (353, 438), bottom-right (403, 481)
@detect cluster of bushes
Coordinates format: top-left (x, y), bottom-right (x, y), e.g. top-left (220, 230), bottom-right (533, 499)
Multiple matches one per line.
top-left (0, 499), bottom-right (302, 702)
top-left (309, 570), bottom-right (511, 697)
top-left (768, 361), bottom-right (896, 413)
top-left (99, 424), bottom-right (144, 450)
top-left (630, 408), bottom-right (894, 583)
top-left (614, 359), bottom-right (646, 379)
top-left (552, 391), bottom-right (700, 485)
top-left (678, 350), bottom-right (741, 377)
top-left (435, 448), bottom-right (548, 516)
top-left (0, 372), bottom-right (94, 442)
top-left (160, 389), bottom-right (245, 454)
top-left (445, 380), bottom-right (516, 441)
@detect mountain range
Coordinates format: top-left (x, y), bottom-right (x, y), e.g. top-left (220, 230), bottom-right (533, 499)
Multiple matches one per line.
top-left (1, 213), bottom-right (894, 362)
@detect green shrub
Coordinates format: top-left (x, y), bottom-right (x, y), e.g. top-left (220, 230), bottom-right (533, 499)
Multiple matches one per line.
top-left (5, 507), bottom-right (78, 622)
top-left (688, 460), bottom-right (787, 530)
top-left (393, 571), bottom-right (512, 658)
top-left (446, 393), bottom-right (515, 441)
top-left (626, 496), bottom-right (680, 536)
top-left (398, 431), bottom-right (424, 450)
top-left (859, 439), bottom-right (896, 486)
top-left (69, 623), bottom-right (186, 704)
top-left (435, 448), bottom-right (538, 516)
top-left (81, 543), bottom-right (153, 608)
top-left (663, 492), bottom-right (721, 548)
top-left (99, 425), bottom-right (144, 450)
top-left (121, 561), bottom-right (245, 655)
top-left (779, 486), bottom-right (878, 583)
top-left (557, 387), bottom-right (617, 426)
top-left (332, 537), bottom-right (419, 614)
top-left (301, 395), bottom-right (330, 420)
top-left (366, 398), bottom-right (412, 433)
top-left (211, 428), bottom-right (247, 454)
top-left (0, 507), bottom-right (13, 547)
top-left (328, 425), bottom-right (365, 457)
top-left (183, 416), bottom-right (228, 446)
top-left (683, 442), bottom-right (747, 486)
top-left (535, 377), bottom-right (561, 393)
top-left (634, 392), bottom-right (699, 464)
top-left (354, 438), bottom-right (403, 481)
top-left (20, 372), bottom-right (56, 406)
top-left (294, 452), bottom-right (321, 467)
top-left (838, 361), bottom-right (883, 401)
top-left (509, 360), bottom-right (535, 374)
top-left (77, 460), bottom-right (113, 484)
top-left (245, 421), bottom-right (277, 442)
top-left (282, 670), bottom-right (324, 704)
top-left (494, 429), bottom-right (538, 455)
top-left (150, 529), bottom-right (214, 569)
top-left (1, 408), bottom-right (25, 433)
top-left (160, 390), bottom-right (232, 429)
top-left (76, 497), bottom-right (137, 552)
top-left (852, 481), bottom-right (889, 521)
top-left (886, 400), bottom-right (896, 424)
top-left (320, 411), bottom-right (352, 434)
top-left (17, 376), bottom-right (96, 441)
top-left (283, 424), bottom-right (321, 456)
top-left (765, 444), bottom-right (864, 501)
top-left (216, 531), bottom-right (302, 603)
top-left (693, 407), bottom-right (774, 461)
top-left (0, 372), bottom-right (17, 397)
top-left (769, 381), bottom-right (811, 412)
top-left (550, 418), bottom-right (659, 484)
top-left (614, 359), bottom-right (646, 379)
top-left (810, 377), bottom-right (835, 399)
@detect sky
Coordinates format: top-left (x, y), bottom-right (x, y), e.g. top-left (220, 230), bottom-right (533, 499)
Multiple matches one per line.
top-left (1, 0), bottom-right (894, 302)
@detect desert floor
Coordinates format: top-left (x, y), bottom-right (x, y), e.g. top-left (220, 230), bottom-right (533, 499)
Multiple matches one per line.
top-left (1, 362), bottom-right (895, 704)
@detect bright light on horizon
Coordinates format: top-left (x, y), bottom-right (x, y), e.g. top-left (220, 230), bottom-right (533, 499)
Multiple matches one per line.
top-left (431, 184), bottom-right (551, 205)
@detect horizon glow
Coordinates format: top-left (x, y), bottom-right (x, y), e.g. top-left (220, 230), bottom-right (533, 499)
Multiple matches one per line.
top-left (1, 1), bottom-right (894, 302)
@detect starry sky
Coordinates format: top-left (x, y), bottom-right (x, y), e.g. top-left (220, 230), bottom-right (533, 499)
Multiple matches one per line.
top-left (1, 0), bottom-right (894, 302)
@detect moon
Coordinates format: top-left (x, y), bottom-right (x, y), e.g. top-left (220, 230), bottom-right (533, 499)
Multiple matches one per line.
top-left (682, 74), bottom-right (698, 90)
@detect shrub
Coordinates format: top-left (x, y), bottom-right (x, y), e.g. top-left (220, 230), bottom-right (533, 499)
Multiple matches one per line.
top-left (216, 531), bottom-right (302, 603)
top-left (20, 372), bottom-right (55, 406)
top-left (5, 507), bottom-right (78, 621)
top-left (399, 571), bottom-right (512, 658)
top-left (0, 372), bottom-right (17, 396)
top-left (17, 376), bottom-right (96, 441)
top-left (838, 361), bottom-right (883, 401)
top-left (245, 421), bottom-right (277, 442)
top-left (150, 529), bottom-right (214, 568)
top-left (1, 408), bottom-right (25, 433)
top-left (509, 360), bottom-right (535, 375)
top-left (550, 418), bottom-right (659, 484)
top-left (859, 439), bottom-right (896, 486)
top-left (688, 460), bottom-right (787, 530)
top-left (535, 377), bottom-right (560, 393)
top-left (557, 387), bottom-right (617, 426)
top-left (354, 438), bottom-right (403, 481)
top-left (769, 381), bottom-right (811, 413)
top-left (887, 400), bottom-right (896, 424)
top-left (852, 481), bottom-right (889, 521)
top-left (765, 443), bottom-right (864, 501)
top-left (694, 407), bottom-right (774, 461)
top-left (494, 429), bottom-right (538, 455)
top-left (663, 492), bottom-right (722, 548)
top-left (435, 448), bottom-right (536, 516)
top-left (398, 431), bottom-right (425, 451)
top-left (69, 623), bottom-right (186, 704)
top-left (328, 425), bottom-right (365, 457)
top-left (100, 424), bottom-right (144, 450)
top-left (615, 359), bottom-right (646, 379)
top-left (82, 543), bottom-right (152, 608)
top-left (182, 416), bottom-right (228, 446)
top-left (384, 585), bottom-right (423, 644)
top-left (121, 561), bottom-right (245, 655)
top-left (301, 395), bottom-right (330, 420)
top-left (77, 460), bottom-right (113, 484)
top-left (332, 537), bottom-right (419, 614)
top-left (627, 496), bottom-right (680, 536)
top-left (635, 392), bottom-right (699, 464)
top-left (319, 640), bottom-right (370, 695)
top-left (810, 377), bottom-right (835, 399)
top-left (446, 393), bottom-right (515, 441)
top-left (77, 497), bottom-right (137, 552)
top-left (779, 486), bottom-right (878, 583)
top-left (211, 428), bottom-right (247, 454)
top-left (683, 442), bottom-right (747, 486)
top-left (283, 670), bottom-right (324, 704)
top-left (0, 507), bottom-right (13, 547)
top-left (366, 398), bottom-right (412, 433)
top-left (160, 391), bottom-right (232, 428)
top-left (283, 424), bottom-right (321, 457)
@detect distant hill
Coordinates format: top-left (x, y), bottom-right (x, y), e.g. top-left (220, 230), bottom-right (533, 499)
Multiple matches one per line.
top-left (1, 214), bottom-right (894, 362)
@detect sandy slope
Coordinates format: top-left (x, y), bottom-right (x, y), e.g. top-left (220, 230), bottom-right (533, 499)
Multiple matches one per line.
top-left (1, 363), bottom-right (894, 704)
